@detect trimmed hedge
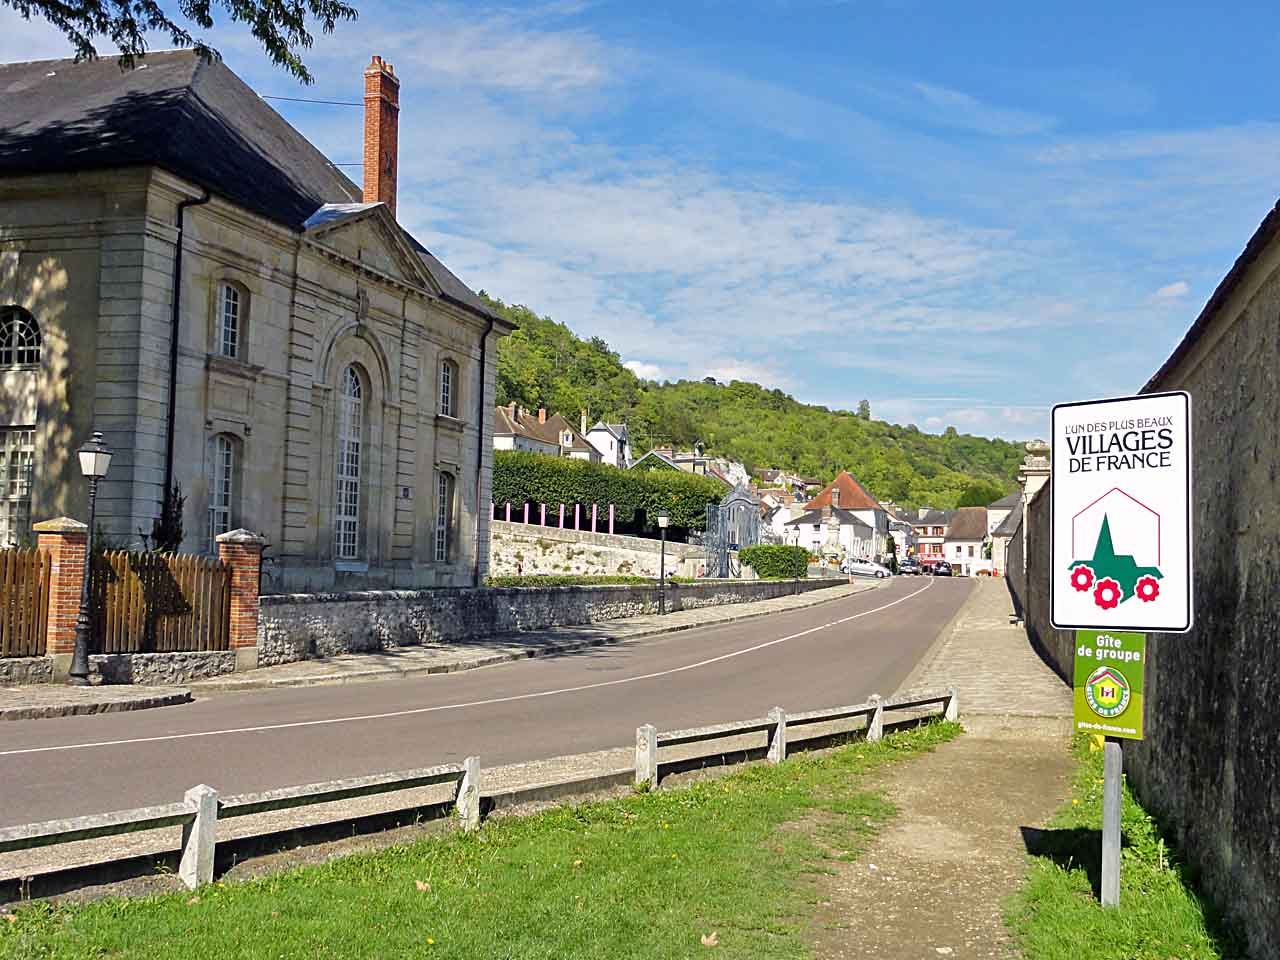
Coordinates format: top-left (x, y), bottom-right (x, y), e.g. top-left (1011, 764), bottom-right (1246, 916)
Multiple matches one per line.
top-left (491, 450), bottom-right (725, 531)
top-left (738, 545), bottom-right (808, 579)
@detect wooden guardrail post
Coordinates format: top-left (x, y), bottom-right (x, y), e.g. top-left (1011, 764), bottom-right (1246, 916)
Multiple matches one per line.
top-left (866, 694), bottom-right (884, 741)
top-left (455, 757), bottom-right (481, 832)
top-left (767, 707), bottom-right (787, 764)
top-left (179, 784), bottom-right (219, 889)
top-left (636, 724), bottom-right (658, 787)
top-left (944, 687), bottom-right (959, 722)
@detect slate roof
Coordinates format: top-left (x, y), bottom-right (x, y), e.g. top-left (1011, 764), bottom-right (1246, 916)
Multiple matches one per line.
top-left (805, 471), bottom-right (885, 512)
top-left (785, 508), bottom-right (873, 533)
top-left (988, 491), bottom-right (1021, 510)
top-left (0, 51), bottom-right (497, 321)
top-left (992, 508), bottom-right (1022, 538)
top-left (911, 509), bottom-right (953, 527)
top-left (945, 506), bottom-right (988, 542)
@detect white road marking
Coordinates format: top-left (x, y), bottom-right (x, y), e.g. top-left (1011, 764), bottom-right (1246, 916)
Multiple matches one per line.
top-left (1, 579), bottom-right (934, 757)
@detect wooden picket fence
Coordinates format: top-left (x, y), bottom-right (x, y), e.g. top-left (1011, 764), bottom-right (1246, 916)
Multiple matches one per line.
top-left (90, 551), bottom-right (231, 654)
top-left (0, 548), bottom-right (51, 657)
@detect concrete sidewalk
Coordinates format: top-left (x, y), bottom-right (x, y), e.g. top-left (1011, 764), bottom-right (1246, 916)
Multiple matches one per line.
top-left (814, 578), bottom-right (1075, 959)
top-left (192, 578), bottom-right (877, 693)
top-left (0, 685), bottom-right (191, 722)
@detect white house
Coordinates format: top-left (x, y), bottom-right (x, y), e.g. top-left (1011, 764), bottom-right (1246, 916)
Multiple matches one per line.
top-left (585, 420), bottom-right (632, 468)
top-left (493, 405), bottom-right (600, 463)
top-left (944, 506), bottom-right (989, 576)
top-left (802, 471), bottom-right (890, 560)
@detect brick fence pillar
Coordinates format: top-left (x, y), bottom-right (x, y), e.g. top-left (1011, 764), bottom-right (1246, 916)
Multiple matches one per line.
top-left (216, 529), bottom-right (266, 672)
top-left (33, 517), bottom-right (89, 678)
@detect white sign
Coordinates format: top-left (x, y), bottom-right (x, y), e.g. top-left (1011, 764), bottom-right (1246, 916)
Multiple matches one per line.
top-left (1051, 391), bottom-right (1192, 633)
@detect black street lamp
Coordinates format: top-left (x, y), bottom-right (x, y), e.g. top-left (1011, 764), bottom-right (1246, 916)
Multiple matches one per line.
top-left (69, 431), bottom-right (112, 686)
top-left (657, 512), bottom-right (669, 614)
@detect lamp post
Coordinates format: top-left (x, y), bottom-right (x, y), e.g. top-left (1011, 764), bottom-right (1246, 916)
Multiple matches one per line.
top-left (69, 431), bottom-right (113, 686)
top-left (657, 512), bottom-right (669, 615)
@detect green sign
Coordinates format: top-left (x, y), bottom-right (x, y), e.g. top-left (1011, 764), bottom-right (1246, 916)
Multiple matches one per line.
top-left (1073, 630), bottom-right (1146, 740)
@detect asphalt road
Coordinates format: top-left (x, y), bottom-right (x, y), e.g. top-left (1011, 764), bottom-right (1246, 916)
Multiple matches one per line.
top-left (0, 576), bottom-right (972, 828)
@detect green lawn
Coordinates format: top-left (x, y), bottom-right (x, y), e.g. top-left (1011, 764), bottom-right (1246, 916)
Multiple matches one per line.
top-left (1005, 737), bottom-right (1247, 960)
top-left (2, 721), bottom-right (959, 960)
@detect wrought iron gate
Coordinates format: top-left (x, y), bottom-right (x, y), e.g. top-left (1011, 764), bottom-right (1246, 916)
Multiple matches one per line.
top-left (704, 485), bottom-right (761, 578)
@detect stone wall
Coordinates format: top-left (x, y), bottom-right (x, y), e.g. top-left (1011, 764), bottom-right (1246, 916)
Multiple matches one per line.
top-left (1018, 230), bottom-right (1280, 954)
top-left (91, 651), bottom-right (236, 685)
top-left (488, 520), bottom-right (706, 579)
top-left (258, 578), bottom-right (842, 666)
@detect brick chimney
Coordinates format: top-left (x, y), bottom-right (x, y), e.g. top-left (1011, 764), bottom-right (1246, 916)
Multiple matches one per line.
top-left (580, 409), bottom-right (588, 435)
top-left (363, 55), bottom-right (400, 217)
top-left (538, 408), bottom-right (547, 424)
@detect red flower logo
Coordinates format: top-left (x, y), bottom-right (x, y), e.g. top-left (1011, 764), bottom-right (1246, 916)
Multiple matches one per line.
top-left (1070, 566), bottom-right (1095, 592)
top-left (1135, 576), bottom-right (1160, 602)
top-left (1093, 578), bottom-right (1122, 610)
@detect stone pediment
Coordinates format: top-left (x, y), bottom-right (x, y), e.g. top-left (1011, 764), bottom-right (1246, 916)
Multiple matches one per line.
top-left (302, 203), bottom-right (440, 294)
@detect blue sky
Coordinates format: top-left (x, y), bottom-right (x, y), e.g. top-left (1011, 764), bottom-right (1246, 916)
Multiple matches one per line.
top-left (5, 1), bottom-right (1280, 439)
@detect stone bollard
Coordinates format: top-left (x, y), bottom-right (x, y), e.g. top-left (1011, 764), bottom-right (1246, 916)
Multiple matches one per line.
top-left (217, 529), bottom-right (266, 672)
top-left (635, 724), bottom-right (658, 787)
top-left (33, 517), bottom-right (88, 680)
top-left (767, 707), bottom-right (787, 764)
top-left (179, 783), bottom-right (219, 889)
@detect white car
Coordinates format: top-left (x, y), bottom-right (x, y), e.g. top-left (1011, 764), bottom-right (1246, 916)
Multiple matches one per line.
top-left (843, 558), bottom-right (892, 579)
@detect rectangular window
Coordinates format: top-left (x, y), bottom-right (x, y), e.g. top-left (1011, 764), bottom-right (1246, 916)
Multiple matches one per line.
top-left (206, 436), bottom-right (235, 548)
top-left (0, 427), bottom-right (34, 546)
top-left (968, 545), bottom-right (975, 557)
top-left (439, 360), bottom-right (453, 417)
top-left (336, 378), bottom-right (363, 560)
top-left (435, 472), bottom-right (453, 562)
top-left (220, 285), bottom-right (240, 359)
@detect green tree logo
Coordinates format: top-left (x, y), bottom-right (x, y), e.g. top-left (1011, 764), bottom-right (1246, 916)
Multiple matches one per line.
top-left (1068, 515), bottom-right (1162, 611)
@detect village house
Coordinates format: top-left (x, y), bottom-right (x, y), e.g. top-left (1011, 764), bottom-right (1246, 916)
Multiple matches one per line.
top-left (789, 471), bottom-right (890, 561)
top-left (907, 508), bottom-right (952, 564)
top-left (584, 420), bottom-right (632, 468)
top-left (492, 405), bottom-right (601, 463)
top-left (944, 506), bottom-right (989, 576)
top-left (0, 51), bottom-right (513, 590)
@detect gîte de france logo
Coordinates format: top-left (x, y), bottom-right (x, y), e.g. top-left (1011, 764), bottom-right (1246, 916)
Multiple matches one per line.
top-left (1085, 664), bottom-right (1131, 718)
top-left (1068, 491), bottom-right (1163, 611)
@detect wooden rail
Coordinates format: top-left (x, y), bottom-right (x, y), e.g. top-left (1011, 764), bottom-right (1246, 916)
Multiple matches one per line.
top-left (0, 547), bottom-right (50, 657)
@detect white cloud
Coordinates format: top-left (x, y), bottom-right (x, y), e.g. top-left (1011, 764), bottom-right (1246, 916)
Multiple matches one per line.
top-left (1154, 281), bottom-right (1190, 299)
top-left (623, 360), bottom-right (666, 381)
top-left (910, 81), bottom-right (1056, 137)
top-left (703, 361), bottom-right (794, 389)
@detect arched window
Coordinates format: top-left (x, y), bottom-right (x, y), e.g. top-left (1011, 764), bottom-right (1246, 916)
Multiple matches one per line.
top-left (218, 283), bottom-right (243, 359)
top-left (206, 434), bottom-right (238, 547)
top-left (435, 471), bottom-right (455, 562)
top-left (439, 358), bottom-right (457, 417)
top-left (0, 306), bottom-right (41, 368)
top-left (335, 366), bottom-right (364, 561)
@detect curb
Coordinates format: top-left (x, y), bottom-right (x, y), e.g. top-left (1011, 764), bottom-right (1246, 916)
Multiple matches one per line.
top-left (196, 580), bottom-right (884, 693)
top-left (0, 689), bottom-right (193, 722)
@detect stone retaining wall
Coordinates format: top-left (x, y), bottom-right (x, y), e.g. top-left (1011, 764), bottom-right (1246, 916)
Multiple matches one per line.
top-left (258, 578), bottom-right (842, 666)
top-left (489, 520), bottom-right (706, 578)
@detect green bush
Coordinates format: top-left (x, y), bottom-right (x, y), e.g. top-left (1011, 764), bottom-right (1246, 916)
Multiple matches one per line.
top-left (491, 450), bottom-right (725, 531)
top-left (738, 544), bottom-right (808, 579)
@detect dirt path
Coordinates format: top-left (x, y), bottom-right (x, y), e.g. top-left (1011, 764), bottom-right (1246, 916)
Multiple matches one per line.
top-left (810, 580), bottom-right (1076, 958)
top-left (810, 718), bottom-right (1072, 958)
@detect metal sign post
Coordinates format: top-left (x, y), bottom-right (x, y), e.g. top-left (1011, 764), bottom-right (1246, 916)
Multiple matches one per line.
top-left (1052, 391), bottom-right (1193, 908)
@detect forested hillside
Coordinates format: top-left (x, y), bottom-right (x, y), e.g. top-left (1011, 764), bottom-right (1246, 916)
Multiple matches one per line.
top-left (487, 295), bottom-right (1025, 508)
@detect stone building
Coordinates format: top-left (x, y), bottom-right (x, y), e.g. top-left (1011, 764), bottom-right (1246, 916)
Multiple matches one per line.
top-left (0, 51), bottom-right (512, 591)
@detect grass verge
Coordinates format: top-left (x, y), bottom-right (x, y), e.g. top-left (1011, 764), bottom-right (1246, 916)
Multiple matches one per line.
top-left (1, 721), bottom-right (959, 960)
top-left (1005, 736), bottom-right (1246, 960)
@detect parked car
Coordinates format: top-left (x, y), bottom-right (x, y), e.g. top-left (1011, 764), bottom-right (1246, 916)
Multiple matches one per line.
top-left (843, 558), bottom-right (892, 579)
top-left (898, 557), bottom-right (922, 575)
top-left (932, 560), bottom-right (953, 577)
